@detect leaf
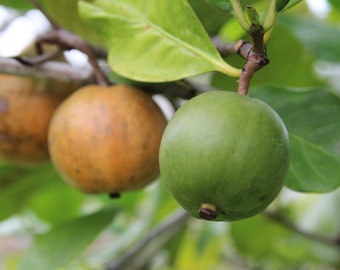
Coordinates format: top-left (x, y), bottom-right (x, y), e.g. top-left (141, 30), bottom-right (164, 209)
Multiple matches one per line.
top-left (0, 164), bottom-right (62, 221)
top-left (281, 0), bottom-right (303, 12)
top-left (213, 23), bottom-right (322, 90)
top-left (288, 134), bottom-right (340, 192)
top-left (28, 184), bottom-right (85, 225)
top-left (78, 0), bottom-right (240, 82)
top-left (203, 0), bottom-right (232, 12)
top-left (252, 86), bottom-right (340, 192)
top-left (189, 0), bottom-right (231, 35)
top-left (328, 0), bottom-right (340, 11)
top-left (18, 207), bottom-right (118, 270)
top-left (279, 15), bottom-right (340, 62)
top-left (41, 0), bottom-right (102, 44)
top-left (174, 222), bottom-right (226, 270)
top-left (276, 0), bottom-right (290, 12)
top-left (230, 215), bottom-right (290, 259)
top-left (230, 213), bottom-right (337, 265)
top-left (0, 0), bottom-right (32, 10)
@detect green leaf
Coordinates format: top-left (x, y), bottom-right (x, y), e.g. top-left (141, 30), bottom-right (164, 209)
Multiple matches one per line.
top-left (0, 164), bottom-right (62, 221)
top-left (279, 15), bottom-right (340, 62)
top-left (230, 213), bottom-right (337, 266)
top-left (203, 0), bottom-right (232, 12)
top-left (78, 0), bottom-right (240, 82)
top-left (231, 215), bottom-right (290, 259)
top-left (174, 222), bottom-right (226, 269)
top-left (288, 134), bottom-right (340, 192)
top-left (18, 207), bottom-right (118, 270)
top-left (189, 0), bottom-right (231, 35)
top-left (28, 184), bottom-right (85, 225)
top-left (276, 0), bottom-right (290, 12)
top-left (281, 0), bottom-right (302, 12)
top-left (0, 0), bottom-right (32, 10)
top-left (252, 86), bottom-right (340, 193)
top-left (41, 0), bottom-right (102, 44)
top-left (328, 0), bottom-right (340, 11)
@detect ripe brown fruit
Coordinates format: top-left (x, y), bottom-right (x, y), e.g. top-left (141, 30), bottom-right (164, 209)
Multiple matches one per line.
top-left (0, 73), bottom-right (75, 166)
top-left (48, 84), bottom-right (167, 194)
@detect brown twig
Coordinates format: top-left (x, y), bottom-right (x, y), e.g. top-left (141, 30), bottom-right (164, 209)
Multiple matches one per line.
top-left (0, 57), bottom-right (96, 83)
top-left (14, 49), bottom-right (63, 66)
top-left (264, 211), bottom-right (340, 248)
top-left (106, 210), bottom-right (191, 270)
top-left (28, 0), bottom-right (60, 29)
top-left (237, 25), bottom-right (269, 96)
top-left (34, 29), bottom-right (110, 86)
top-left (25, 0), bottom-right (110, 86)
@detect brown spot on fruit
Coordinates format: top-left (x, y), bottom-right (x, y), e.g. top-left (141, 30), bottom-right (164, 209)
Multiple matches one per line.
top-left (48, 84), bottom-right (167, 194)
top-left (0, 97), bottom-right (9, 113)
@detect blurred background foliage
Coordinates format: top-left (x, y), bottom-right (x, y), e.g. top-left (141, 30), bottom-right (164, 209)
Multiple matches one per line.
top-left (0, 0), bottom-right (339, 269)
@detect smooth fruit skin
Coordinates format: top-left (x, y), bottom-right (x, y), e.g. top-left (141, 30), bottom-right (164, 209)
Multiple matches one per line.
top-left (48, 84), bottom-right (167, 194)
top-left (159, 91), bottom-right (290, 221)
top-left (0, 74), bottom-right (74, 166)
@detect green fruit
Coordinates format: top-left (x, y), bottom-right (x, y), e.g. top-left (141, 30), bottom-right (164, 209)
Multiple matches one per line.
top-left (159, 91), bottom-right (290, 221)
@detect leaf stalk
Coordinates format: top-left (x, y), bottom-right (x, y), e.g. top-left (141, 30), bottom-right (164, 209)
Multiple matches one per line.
top-left (230, 0), bottom-right (250, 32)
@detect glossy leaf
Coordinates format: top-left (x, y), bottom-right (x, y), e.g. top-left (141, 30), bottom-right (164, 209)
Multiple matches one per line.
top-left (252, 86), bottom-right (340, 192)
top-left (281, 0), bottom-right (302, 11)
top-left (18, 207), bottom-right (118, 270)
top-left (41, 0), bottom-right (102, 44)
top-left (78, 0), bottom-right (241, 82)
top-left (276, 0), bottom-right (290, 12)
top-left (203, 0), bottom-right (232, 12)
top-left (189, 0), bottom-right (231, 35)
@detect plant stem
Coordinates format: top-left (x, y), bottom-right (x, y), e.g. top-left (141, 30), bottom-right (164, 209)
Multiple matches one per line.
top-left (106, 210), bottom-right (191, 270)
top-left (27, 0), bottom-right (110, 86)
top-left (237, 60), bottom-right (258, 96)
top-left (264, 211), bottom-right (340, 248)
top-left (230, 0), bottom-right (250, 32)
top-left (0, 57), bottom-right (95, 83)
top-left (28, 0), bottom-right (60, 29)
top-left (263, 0), bottom-right (279, 32)
top-left (212, 37), bottom-right (242, 57)
top-left (237, 26), bottom-right (269, 95)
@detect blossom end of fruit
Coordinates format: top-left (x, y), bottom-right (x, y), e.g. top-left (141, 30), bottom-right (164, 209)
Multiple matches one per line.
top-left (199, 203), bottom-right (218, 220)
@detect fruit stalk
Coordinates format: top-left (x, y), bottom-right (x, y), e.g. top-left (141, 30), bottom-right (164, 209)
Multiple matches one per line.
top-left (237, 25), bottom-right (269, 96)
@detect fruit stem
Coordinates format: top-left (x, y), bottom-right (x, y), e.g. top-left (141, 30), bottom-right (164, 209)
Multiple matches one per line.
top-left (237, 25), bottom-right (269, 96)
top-left (109, 192), bottom-right (121, 199)
top-left (199, 203), bottom-right (218, 220)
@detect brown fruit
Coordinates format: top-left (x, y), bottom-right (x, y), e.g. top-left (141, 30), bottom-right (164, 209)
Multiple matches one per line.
top-left (0, 73), bottom-right (75, 166)
top-left (48, 84), bottom-right (167, 194)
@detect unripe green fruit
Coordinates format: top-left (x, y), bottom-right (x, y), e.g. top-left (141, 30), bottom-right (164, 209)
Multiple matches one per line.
top-left (159, 91), bottom-right (290, 221)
